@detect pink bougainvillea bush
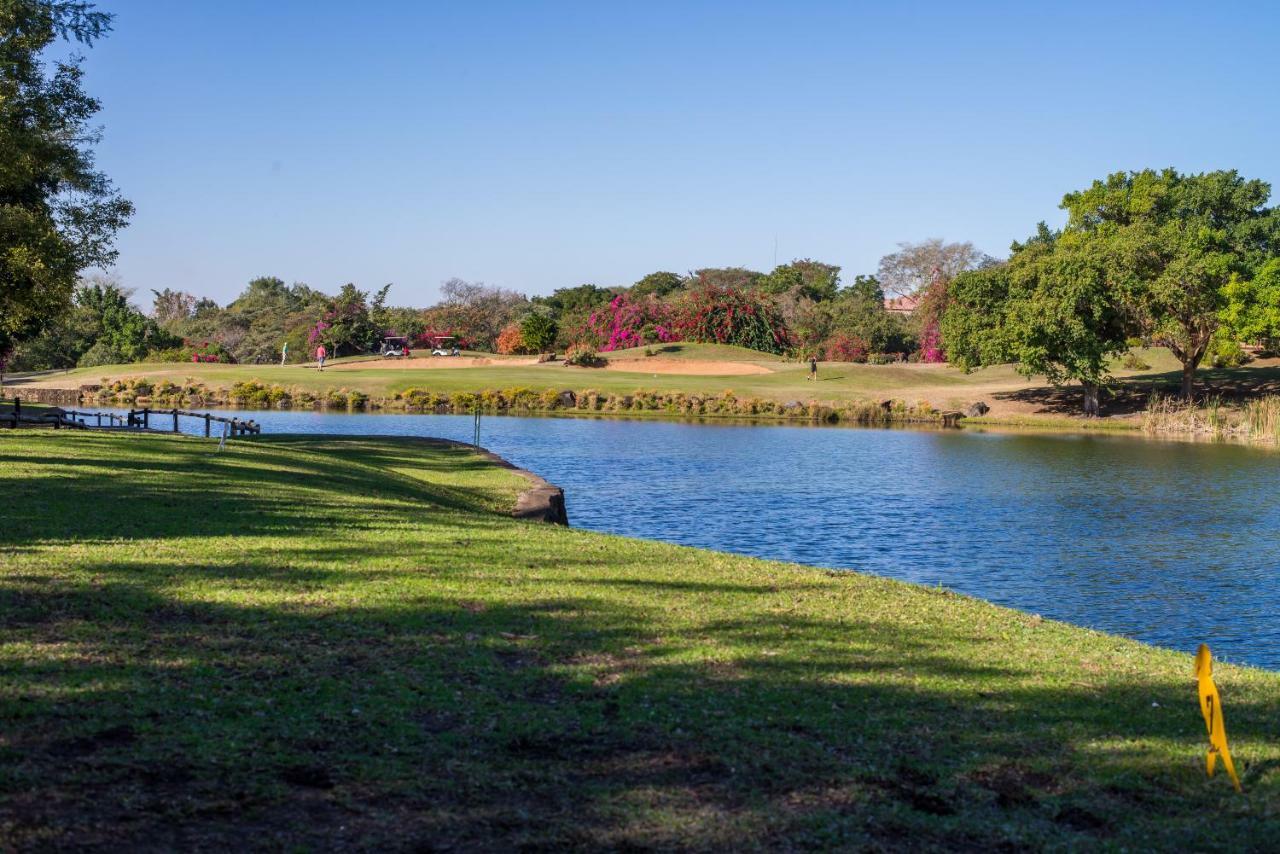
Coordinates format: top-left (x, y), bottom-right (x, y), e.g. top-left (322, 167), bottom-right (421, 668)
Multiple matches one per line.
top-left (307, 320), bottom-right (330, 346)
top-left (672, 286), bottom-right (791, 354)
top-left (581, 294), bottom-right (679, 352)
top-left (822, 332), bottom-right (870, 363)
top-left (918, 320), bottom-right (946, 363)
top-left (149, 339), bottom-right (235, 364)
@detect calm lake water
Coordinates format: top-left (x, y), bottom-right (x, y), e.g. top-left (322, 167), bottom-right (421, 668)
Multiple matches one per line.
top-left (129, 409), bottom-right (1280, 669)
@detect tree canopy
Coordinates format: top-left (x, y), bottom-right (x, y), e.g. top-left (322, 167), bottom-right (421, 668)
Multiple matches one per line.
top-left (0, 0), bottom-right (131, 374)
top-left (759, 259), bottom-right (841, 302)
top-left (9, 278), bottom-right (176, 370)
top-left (630, 271), bottom-right (684, 299)
top-left (876, 239), bottom-right (992, 298)
top-left (1220, 258), bottom-right (1280, 346)
top-left (1060, 169), bottom-right (1280, 397)
top-left (943, 225), bottom-right (1133, 415)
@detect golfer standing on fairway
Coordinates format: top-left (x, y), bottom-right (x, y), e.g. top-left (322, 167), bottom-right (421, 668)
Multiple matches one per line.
top-left (316, 344), bottom-right (326, 371)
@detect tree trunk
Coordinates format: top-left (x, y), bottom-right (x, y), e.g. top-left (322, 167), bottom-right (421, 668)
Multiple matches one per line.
top-left (1181, 362), bottom-right (1197, 401)
top-left (1169, 323), bottom-right (1212, 402)
top-left (1082, 382), bottom-right (1100, 417)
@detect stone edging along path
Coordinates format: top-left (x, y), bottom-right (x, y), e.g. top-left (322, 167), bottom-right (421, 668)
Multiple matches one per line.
top-left (417, 437), bottom-right (568, 526)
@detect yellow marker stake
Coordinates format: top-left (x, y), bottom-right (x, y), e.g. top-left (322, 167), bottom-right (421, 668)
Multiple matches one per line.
top-left (1194, 643), bottom-right (1241, 792)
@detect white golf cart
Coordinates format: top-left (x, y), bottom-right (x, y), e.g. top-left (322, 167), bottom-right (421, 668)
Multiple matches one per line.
top-left (429, 335), bottom-right (461, 357)
top-left (380, 336), bottom-right (412, 358)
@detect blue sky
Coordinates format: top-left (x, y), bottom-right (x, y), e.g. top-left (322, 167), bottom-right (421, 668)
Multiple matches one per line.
top-left (76, 1), bottom-right (1279, 305)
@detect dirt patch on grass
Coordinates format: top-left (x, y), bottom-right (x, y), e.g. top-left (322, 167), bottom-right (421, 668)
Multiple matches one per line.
top-left (599, 358), bottom-right (774, 376)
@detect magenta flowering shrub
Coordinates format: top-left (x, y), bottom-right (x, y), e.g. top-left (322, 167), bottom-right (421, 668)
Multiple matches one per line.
top-left (149, 339), bottom-right (235, 364)
top-left (822, 332), bottom-right (869, 363)
top-left (673, 286), bottom-right (791, 354)
top-left (581, 294), bottom-right (680, 352)
top-left (919, 320), bottom-right (945, 363)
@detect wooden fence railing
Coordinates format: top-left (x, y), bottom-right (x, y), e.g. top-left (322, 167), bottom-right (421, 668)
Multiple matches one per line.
top-left (122, 407), bottom-right (261, 437)
top-left (4, 397), bottom-right (261, 437)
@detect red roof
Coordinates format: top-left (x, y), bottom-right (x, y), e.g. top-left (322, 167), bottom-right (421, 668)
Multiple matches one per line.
top-left (884, 295), bottom-right (920, 314)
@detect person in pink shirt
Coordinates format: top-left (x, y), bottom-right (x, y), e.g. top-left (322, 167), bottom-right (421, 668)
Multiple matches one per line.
top-left (316, 344), bottom-right (327, 371)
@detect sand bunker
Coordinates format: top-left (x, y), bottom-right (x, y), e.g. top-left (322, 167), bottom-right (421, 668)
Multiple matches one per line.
top-left (600, 358), bottom-right (773, 376)
top-left (326, 355), bottom-right (773, 375)
top-left (326, 356), bottom-right (541, 371)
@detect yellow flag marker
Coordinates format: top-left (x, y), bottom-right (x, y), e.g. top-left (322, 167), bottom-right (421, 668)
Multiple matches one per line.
top-left (1194, 643), bottom-right (1241, 792)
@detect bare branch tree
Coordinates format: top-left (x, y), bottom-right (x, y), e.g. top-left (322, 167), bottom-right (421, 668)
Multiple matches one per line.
top-left (876, 239), bottom-right (996, 297)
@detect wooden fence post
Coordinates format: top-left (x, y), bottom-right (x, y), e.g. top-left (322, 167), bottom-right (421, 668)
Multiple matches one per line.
top-left (172, 408), bottom-right (179, 433)
top-left (142, 408), bottom-right (150, 429)
top-left (204, 413), bottom-right (211, 437)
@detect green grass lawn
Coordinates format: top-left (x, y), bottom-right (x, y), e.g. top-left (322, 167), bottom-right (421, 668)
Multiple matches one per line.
top-left (12, 345), bottom-right (1202, 417)
top-left (2, 433), bottom-right (1279, 848)
top-left (11, 353), bottom-right (1056, 406)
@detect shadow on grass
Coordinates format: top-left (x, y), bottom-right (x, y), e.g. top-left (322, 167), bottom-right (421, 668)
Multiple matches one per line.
top-left (0, 434), bottom-right (516, 547)
top-left (993, 365), bottom-right (1280, 416)
top-left (2, 433), bottom-right (1279, 849)
top-left (4, 568), bottom-right (1276, 850)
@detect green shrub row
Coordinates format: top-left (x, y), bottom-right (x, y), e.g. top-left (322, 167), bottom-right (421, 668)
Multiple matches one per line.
top-left (83, 376), bottom-right (949, 424)
top-left (395, 385), bottom-right (945, 424)
top-left (88, 378), bottom-right (371, 411)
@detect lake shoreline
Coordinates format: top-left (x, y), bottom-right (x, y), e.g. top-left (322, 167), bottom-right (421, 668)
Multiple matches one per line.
top-left (16, 368), bottom-right (1280, 445)
top-left (62, 392), bottom-right (1280, 449)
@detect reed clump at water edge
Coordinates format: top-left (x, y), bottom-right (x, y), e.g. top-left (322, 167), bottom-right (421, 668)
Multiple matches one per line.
top-left (1143, 392), bottom-right (1280, 442)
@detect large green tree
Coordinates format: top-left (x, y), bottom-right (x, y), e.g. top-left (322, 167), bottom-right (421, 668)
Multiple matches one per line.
top-left (312, 283), bottom-right (379, 357)
top-left (533, 283), bottom-right (612, 315)
top-left (943, 225), bottom-right (1135, 416)
top-left (691, 267), bottom-right (764, 290)
top-left (519, 308), bottom-right (557, 353)
top-left (0, 1), bottom-right (131, 380)
top-left (1061, 169), bottom-right (1279, 398)
top-left (630, 271), bottom-right (684, 299)
top-left (13, 278), bottom-right (176, 369)
top-left (843, 274), bottom-right (884, 304)
top-left (74, 280), bottom-right (177, 365)
top-left (759, 259), bottom-right (841, 302)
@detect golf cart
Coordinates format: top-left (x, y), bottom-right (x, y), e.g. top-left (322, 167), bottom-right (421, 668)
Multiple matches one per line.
top-left (380, 336), bottom-right (412, 359)
top-left (429, 335), bottom-right (460, 357)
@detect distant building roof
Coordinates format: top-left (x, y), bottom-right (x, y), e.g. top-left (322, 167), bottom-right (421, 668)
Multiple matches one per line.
top-left (884, 295), bottom-right (920, 315)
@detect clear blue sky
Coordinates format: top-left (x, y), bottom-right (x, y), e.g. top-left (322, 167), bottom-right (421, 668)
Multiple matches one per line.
top-left (76, 0), bottom-right (1279, 306)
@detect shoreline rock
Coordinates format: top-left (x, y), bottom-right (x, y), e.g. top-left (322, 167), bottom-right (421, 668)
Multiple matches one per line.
top-left (417, 437), bottom-right (569, 526)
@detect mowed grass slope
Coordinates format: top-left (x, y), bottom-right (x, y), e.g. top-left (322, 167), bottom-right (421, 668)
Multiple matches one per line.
top-left (12, 343), bottom-right (1187, 412)
top-left (2, 433), bottom-right (1278, 849)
